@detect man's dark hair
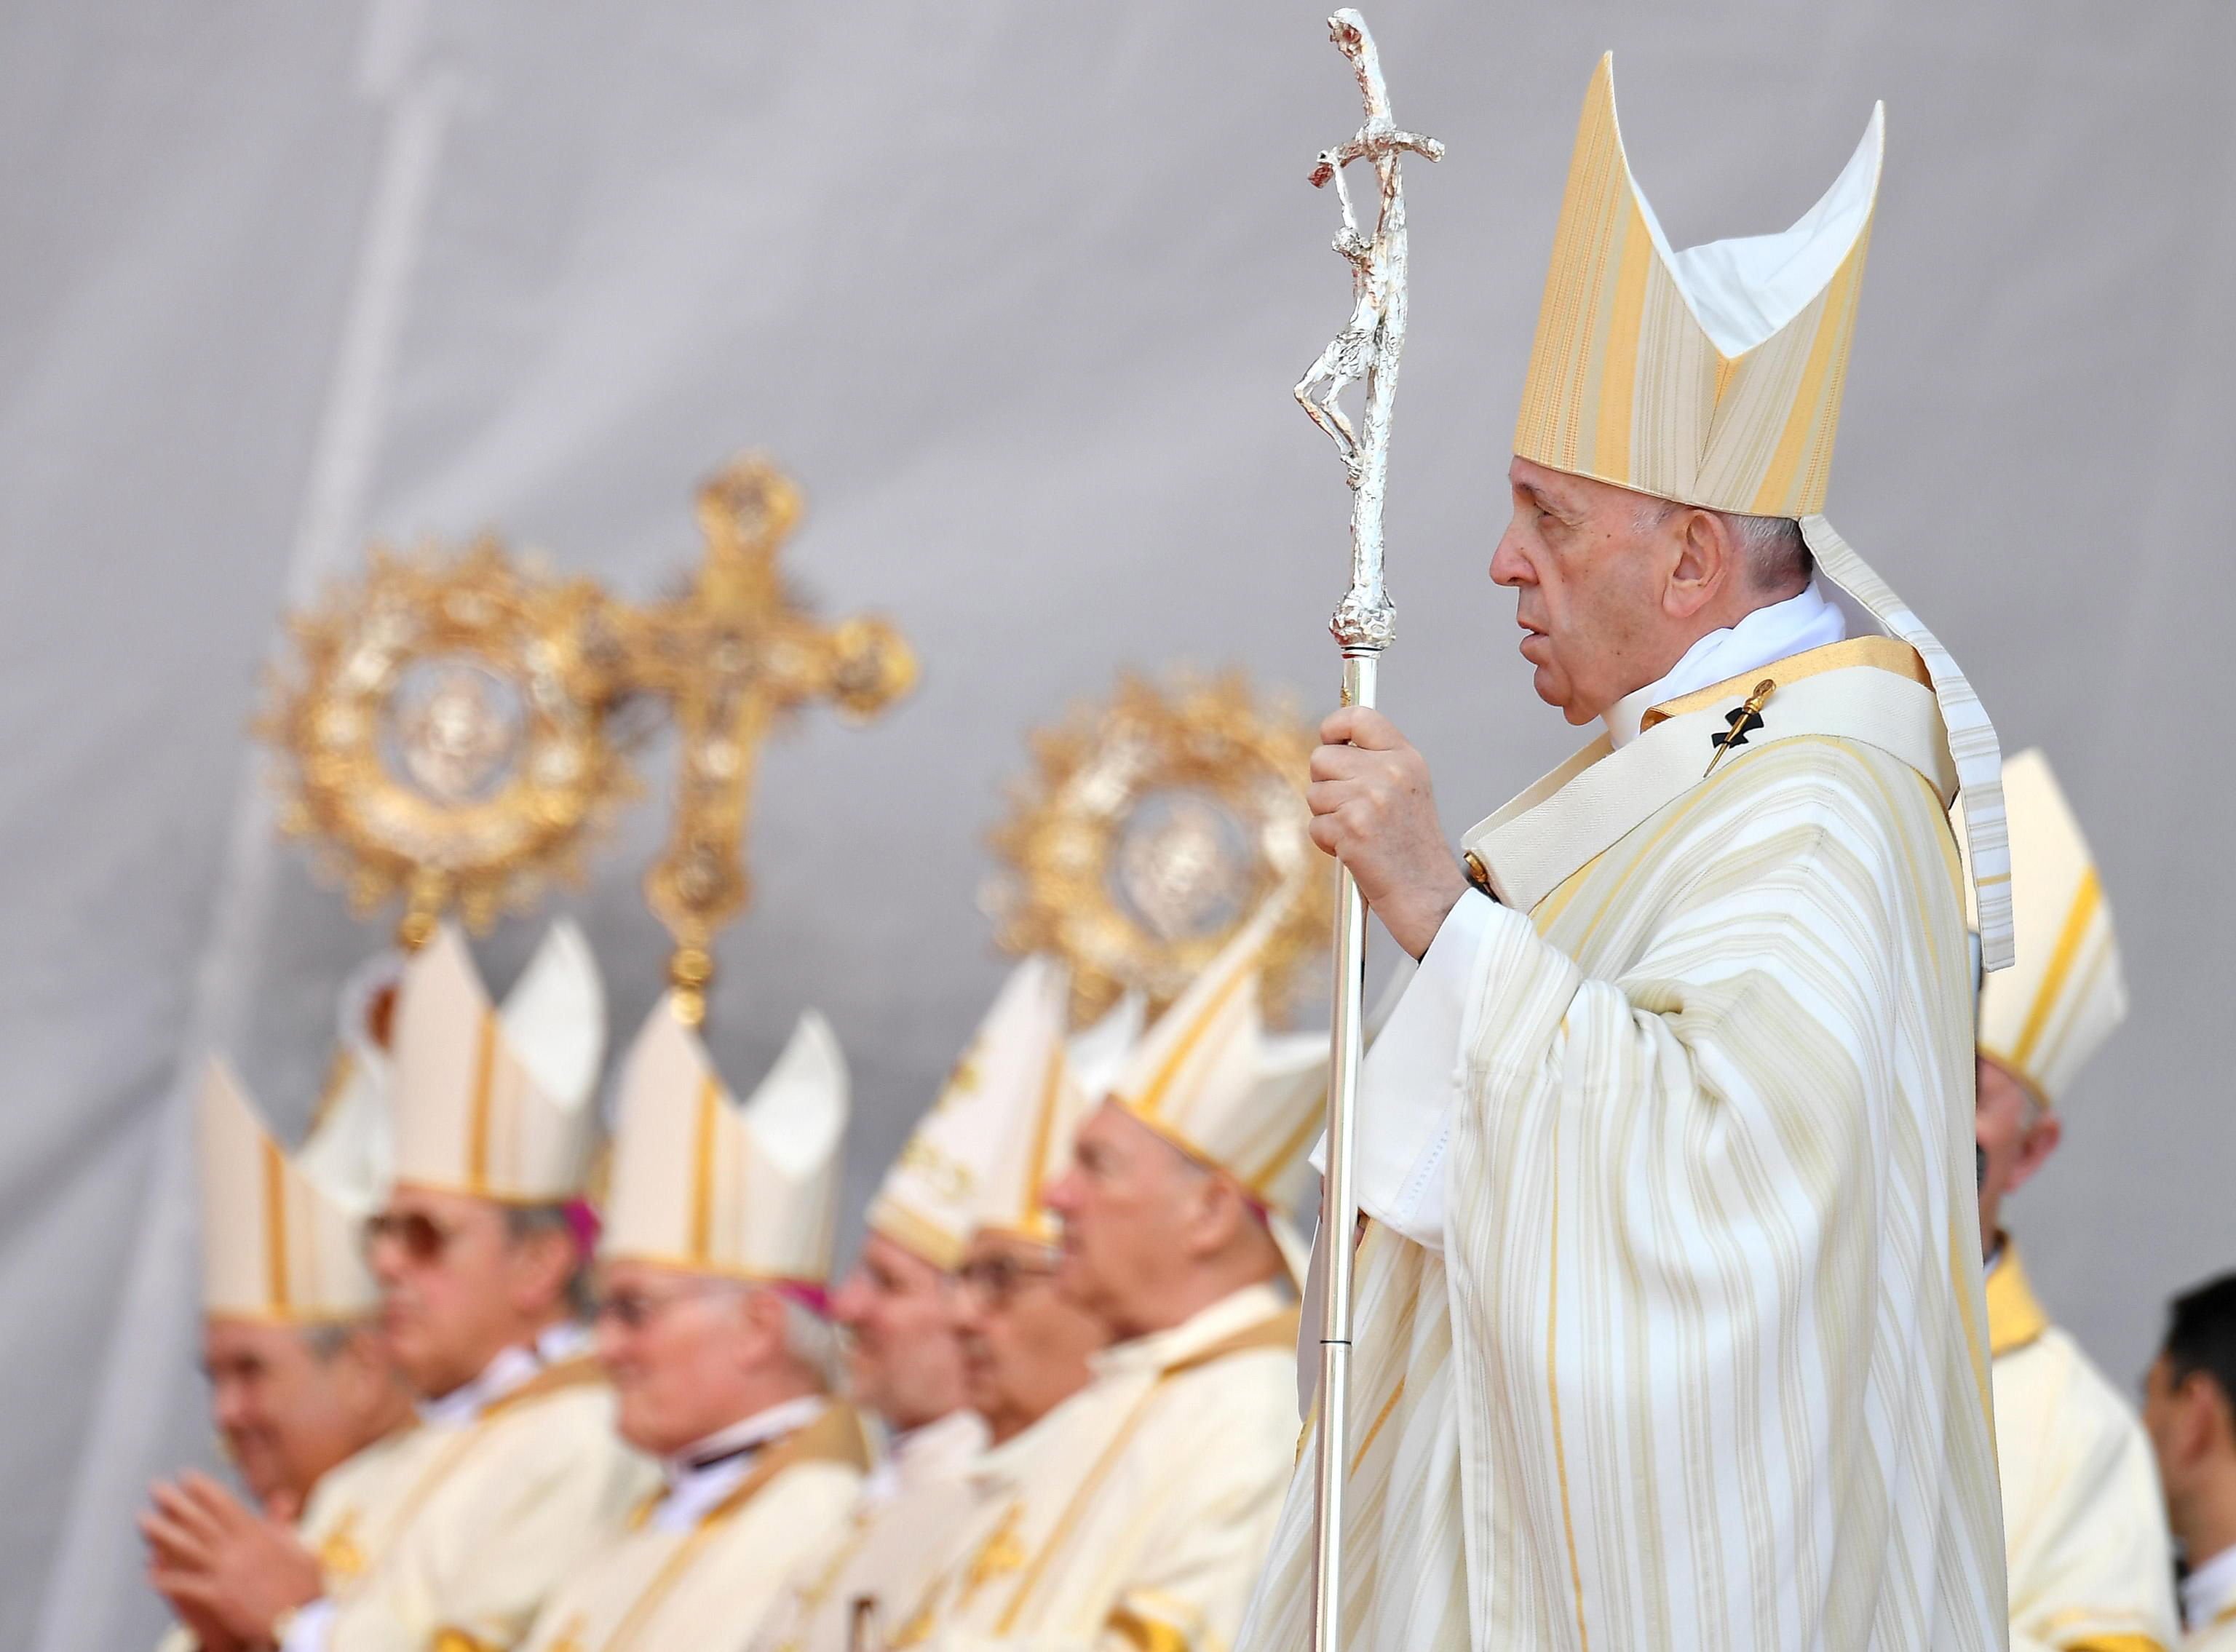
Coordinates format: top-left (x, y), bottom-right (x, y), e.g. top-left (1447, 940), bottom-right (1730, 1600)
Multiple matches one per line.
top-left (504, 1202), bottom-right (595, 1320)
top-left (2163, 1270), bottom-right (2236, 1413)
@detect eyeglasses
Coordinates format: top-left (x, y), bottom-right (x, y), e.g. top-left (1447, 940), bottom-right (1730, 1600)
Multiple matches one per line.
top-left (956, 1252), bottom-right (1056, 1309)
top-left (362, 1210), bottom-right (464, 1266)
top-left (592, 1282), bottom-right (725, 1330)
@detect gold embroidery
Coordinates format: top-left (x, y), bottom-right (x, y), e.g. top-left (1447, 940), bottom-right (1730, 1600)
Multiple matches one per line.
top-left (1107, 1603), bottom-right (1191, 1652)
top-left (957, 1500), bottom-right (1028, 1611)
top-left (315, 1511), bottom-right (367, 1584)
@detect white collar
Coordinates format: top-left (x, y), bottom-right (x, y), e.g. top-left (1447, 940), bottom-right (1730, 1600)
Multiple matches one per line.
top-left (1089, 1281), bottom-right (1289, 1382)
top-left (2184, 1543), bottom-right (2236, 1632)
top-left (861, 1407), bottom-right (987, 1506)
top-left (1603, 580), bottom-right (1848, 749)
top-left (414, 1320), bottom-right (590, 1429)
top-left (651, 1394), bottom-right (828, 1533)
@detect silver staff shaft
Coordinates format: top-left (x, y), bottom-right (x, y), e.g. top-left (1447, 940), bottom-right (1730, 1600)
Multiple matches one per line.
top-left (1312, 646), bottom-right (1376, 1652)
top-left (1293, 11), bottom-right (1438, 1648)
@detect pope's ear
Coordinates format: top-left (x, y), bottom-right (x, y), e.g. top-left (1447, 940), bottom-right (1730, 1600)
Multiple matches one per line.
top-left (1662, 507), bottom-right (1735, 621)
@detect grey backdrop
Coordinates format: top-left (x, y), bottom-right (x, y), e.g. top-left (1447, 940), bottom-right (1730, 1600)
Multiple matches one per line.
top-left (7, 1), bottom-right (2233, 1645)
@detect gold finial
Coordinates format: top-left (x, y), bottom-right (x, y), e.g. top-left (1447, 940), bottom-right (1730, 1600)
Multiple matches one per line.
top-left (669, 945), bottom-right (713, 1028)
top-left (1704, 678), bottom-right (1780, 779)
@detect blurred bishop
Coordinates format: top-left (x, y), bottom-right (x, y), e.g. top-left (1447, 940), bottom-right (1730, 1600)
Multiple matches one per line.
top-left (146, 958), bottom-right (413, 1651)
top-left (522, 995), bottom-right (867, 1652)
top-left (905, 903), bottom-right (1325, 1649)
top-left (148, 921), bottom-right (657, 1650)
top-left (1975, 752), bottom-right (2178, 1652)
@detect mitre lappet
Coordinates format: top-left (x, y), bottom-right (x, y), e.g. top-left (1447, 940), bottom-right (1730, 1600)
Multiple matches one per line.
top-left (1106, 901), bottom-right (1328, 1276)
top-left (389, 920), bottom-right (607, 1202)
top-left (1977, 749), bottom-right (2128, 1109)
top-left (867, 956), bottom-right (1145, 1262)
top-left (1510, 52), bottom-right (2012, 966)
top-left (603, 996), bottom-right (849, 1300)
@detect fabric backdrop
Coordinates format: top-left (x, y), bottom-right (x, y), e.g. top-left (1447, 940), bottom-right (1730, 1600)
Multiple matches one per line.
top-left (6, 2), bottom-right (2232, 1644)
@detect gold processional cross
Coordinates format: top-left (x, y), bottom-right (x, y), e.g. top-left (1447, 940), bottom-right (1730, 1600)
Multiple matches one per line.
top-left (261, 454), bottom-right (915, 1020)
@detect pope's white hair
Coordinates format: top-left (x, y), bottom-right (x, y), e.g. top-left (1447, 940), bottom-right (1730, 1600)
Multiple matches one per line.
top-left (1633, 496), bottom-right (1810, 594)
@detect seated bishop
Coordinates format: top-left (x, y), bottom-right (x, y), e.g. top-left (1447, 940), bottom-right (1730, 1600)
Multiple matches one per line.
top-left (146, 958), bottom-right (415, 1650)
top-left (1975, 752), bottom-right (2178, 1652)
top-left (755, 957), bottom-right (1138, 1652)
top-left (523, 996), bottom-right (869, 1652)
top-left (905, 902), bottom-right (1326, 1651)
top-left (148, 921), bottom-right (658, 1651)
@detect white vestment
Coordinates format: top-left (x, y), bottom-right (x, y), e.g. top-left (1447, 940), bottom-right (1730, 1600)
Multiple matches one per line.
top-left (911, 1282), bottom-right (1300, 1651)
top-left (283, 1329), bottom-right (658, 1652)
top-left (519, 1398), bottom-right (868, 1652)
top-left (1988, 1244), bottom-right (2178, 1652)
top-left (750, 1408), bottom-right (988, 1652)
top-left (1242, 644), bottom-right (2007, 1651)
top-left (2183, 1547), bottom-right (2236, 1651)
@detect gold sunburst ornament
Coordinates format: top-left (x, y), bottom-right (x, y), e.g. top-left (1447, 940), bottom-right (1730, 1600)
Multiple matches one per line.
top-left (986, 670), bottom-right (1330, 1025)
top-left (259, 541), bottom-right (631, 946)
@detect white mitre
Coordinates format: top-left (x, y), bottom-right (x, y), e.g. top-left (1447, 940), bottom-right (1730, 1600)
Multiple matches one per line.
top-left (868, 958), bottom-right (1148, 1264)
top-left (389, 921), bottom-right (607, 1202)
top-left (196, 1055), bottom-right (387, 1322)
top-left (1977, 749), bottom-right (2127, 1110)
top-left (603, 996), bottom-right (849, 1289)
top-left (1516, 52), bottom-right (2013, 970)
top-left (1107, 901), bottom-right (1328, 1226)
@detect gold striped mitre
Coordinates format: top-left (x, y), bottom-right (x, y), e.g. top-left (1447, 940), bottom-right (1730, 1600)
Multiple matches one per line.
top-left (868, 956), bottom-right (1145, 1268)
top-left (1515, 52), bottom-right (1879, 520)
top-left (1106, 900), bottom-right (1328, 1232)
top-left (390, 921), bottom-right (607, 1202)
top-left (603, 996), bottom-right (849, 1288)
top-left (195, 1052), bottom-right (387, 1322)
top-left (1977, 749), bottom-right (2126, 1108)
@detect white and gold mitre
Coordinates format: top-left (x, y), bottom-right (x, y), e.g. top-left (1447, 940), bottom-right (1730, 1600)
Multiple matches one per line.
top-left (196, 1056), bottom-right (386, 1322)
top-left (867, 958), bottom-right (1146, 1265)
top-left (603, 997), bottom-right (849, 1287)
top-left (390, 921), bottom-right (607, 1202)
top-left (1515, 53), bottom-right (2014, 969)
top-left (1977, 750), bottom-right (2126, 1108)
top-left (1107, 901), bottom-right (1328, 1215)
top-left (1515, 52), bottom-right (1879, 519)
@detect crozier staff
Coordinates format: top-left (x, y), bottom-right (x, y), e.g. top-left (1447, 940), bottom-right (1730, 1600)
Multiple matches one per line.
top-left (1242, 55), bottom-right (2014, 1651)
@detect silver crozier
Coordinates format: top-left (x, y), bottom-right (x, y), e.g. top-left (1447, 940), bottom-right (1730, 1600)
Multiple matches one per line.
top-left (1293, 11), bottom-right (1441, 1650)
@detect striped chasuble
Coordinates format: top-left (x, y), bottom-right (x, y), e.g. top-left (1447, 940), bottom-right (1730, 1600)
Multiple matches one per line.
top-left (1240, 657), bottom-right (2007, 1651)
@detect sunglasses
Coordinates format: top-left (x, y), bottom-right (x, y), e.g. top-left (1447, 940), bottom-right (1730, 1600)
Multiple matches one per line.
top-left (592, 1282), bottom-right (726, 1330)
top-left (362, 1210), bottom-right (466, 1266)
top-left (956, 1252), bottom-right (1057, 1309)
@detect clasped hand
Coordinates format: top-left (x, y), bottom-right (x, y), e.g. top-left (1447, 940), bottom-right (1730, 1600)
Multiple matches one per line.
top-left (140, 1471), bottom-right (322, 1648)
top-left (1306, 707), bottom-right (1469, 959)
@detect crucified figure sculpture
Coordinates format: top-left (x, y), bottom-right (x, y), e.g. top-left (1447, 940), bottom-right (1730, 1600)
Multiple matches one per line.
top-left (1293, 8), bottom-right (1443, 651)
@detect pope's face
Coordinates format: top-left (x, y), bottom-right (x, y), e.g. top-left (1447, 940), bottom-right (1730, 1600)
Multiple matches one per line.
top-left (366, 1184), bottom-right (538, 1400)
top-left (593, 1260), bottom-right (756, 1458)
top-left (951, 1231), bottom-right (1109, 1445)
top-left (200, 1318), bottom-right (372, 1517)
top-left (1490, 456), bottom-right (1685, 726)
top-left (829, 1231), bottom-right (967, 1431)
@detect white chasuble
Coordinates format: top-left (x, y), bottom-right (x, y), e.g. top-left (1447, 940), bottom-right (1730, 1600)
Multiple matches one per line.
top-left (315, 1358), bottom-right (657, 1652)
top-left (750, 1408), bottom-right (988, 1652)
top-left (520, 1402), bottom-right (868, 1652)
top-left (908, 1283), bottom-right (1300, 1652)
top-left (1241, 648), bottom-right (2008, 1651)
top-left (1989, 1244), bottom-right (2178, 1652)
